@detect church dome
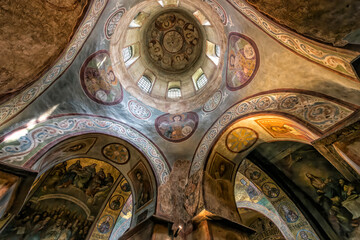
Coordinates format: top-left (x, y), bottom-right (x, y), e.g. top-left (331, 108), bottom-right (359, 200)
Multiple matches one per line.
top-left (110, 0), bottom-right (226, 113)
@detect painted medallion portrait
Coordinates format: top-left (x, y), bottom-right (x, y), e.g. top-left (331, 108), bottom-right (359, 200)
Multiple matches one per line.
top-left (155, 112), bottom-right (198, 142)
top-left (278, 202), bottom-right (299, 223)
top-left (261, 182), bottom-right (280, 198)
top-left (226, 127), bottom-right (258, 153)
top-left (296, 229), bottom-right (319, 240)
top-left (97, 215), bottom-right (114, 234)
top-left (80, 50), bottom-right (123, 105)
top-left (109, 195), bottom-right (124, 211)
top-left (227, 33), bottom-right (259, 90)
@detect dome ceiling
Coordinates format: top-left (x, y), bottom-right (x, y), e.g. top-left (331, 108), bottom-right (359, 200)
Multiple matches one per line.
top-left (245, 0), bottom-right (360, 46)
top-left (146, 11), bottom-right (203, 73)
top-left (0, 0), bottom-right (360, 239)
top-left (110, 0), bottom-right (227, 113)
top-left (0, 0), bottom-right (89, 104)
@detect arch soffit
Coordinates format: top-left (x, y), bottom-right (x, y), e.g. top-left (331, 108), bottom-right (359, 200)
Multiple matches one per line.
top-left (190, 89), bottom-right (359, 176)
top-left (0, 114), bottom-right (170, 185)
top-left (235, 161), bottom-right (319, 240)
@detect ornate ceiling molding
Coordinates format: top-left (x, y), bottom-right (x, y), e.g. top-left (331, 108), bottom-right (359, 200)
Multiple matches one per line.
top-left (189, 89), bottom-right (359, 176)
top-left (0, 114), bottom-right (170, 184)
top-left (228, 0), bottom-right (359, 80)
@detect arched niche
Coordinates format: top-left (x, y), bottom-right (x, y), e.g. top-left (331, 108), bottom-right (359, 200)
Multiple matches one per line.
top-left (0, 114), bottom-right (170, 184)
top-left (0, 133), bottom-right (159, 240)
top-left (247, 141), bottom-right (360, 239)
top-left (199, 111), bottom-right (360, 239)
top-left (189, 90), bottom-right (359, 177)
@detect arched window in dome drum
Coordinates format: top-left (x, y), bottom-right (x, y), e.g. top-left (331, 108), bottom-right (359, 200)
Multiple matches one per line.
top-left (215, 45), bottom-right (221, 58)
top-left (167, 87), bottom-right (181, 98)
top-left (196, 73), bottom-right (208, 89)
top-left (122, 46), bottom-right (133, 63)
top-left (138, 75), bottom-right (152, 93)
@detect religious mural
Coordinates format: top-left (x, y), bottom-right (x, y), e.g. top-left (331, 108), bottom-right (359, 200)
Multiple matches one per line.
top-left (0, 158), bottom-right (120, 240)
top-left (80, 50), bottom-right (123, 105)
top-left (333, 125), bottom-right (360, 168)
top-left (255, 118), bottom-right (316, 143)
top-left (260, 142), bottom-right (360, 239)
top-left (89, 177), bottom-right (132, 240)
top-left (204, 154), bottom-right (240, 221)
top-left (236, 160), bottom-right (320, 239)
top-left (155, 112), bottom-right (198, 142)
top-left (209, 153), bottom-right (235, 181)
top-left (226, 127), bottom-right (258, 153)
top-left (146, 11), bottom-right (202, 72)
top-left (102, 143), bottom-right (130, 164)
top-left (128, 161), bottom-right (153, 211)
top-left (109, 195), bottom-right (133, 240)
top-left (36, 137), bottom-right (97, 170)
top-left (226, 33), bottom-right (259, 90)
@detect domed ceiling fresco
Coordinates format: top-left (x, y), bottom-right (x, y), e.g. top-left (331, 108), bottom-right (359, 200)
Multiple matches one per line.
top-left (0, 0), bottom-right (359, 239)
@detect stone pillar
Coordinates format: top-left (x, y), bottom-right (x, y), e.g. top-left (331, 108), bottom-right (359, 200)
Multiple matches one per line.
top-left (119, 215), bottom-right (174, 240)
top-left (188, 210), bottom-right (254, 240)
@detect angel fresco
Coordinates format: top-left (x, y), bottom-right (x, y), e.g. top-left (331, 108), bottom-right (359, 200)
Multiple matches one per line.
top-left (155, 112), bottom-right (198, 142)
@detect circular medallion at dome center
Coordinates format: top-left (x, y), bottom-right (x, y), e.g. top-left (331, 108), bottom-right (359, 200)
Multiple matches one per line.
top-left (146, 11), bottom-right (203, 72)
top-left (163, 31), bottom-right (184, 53)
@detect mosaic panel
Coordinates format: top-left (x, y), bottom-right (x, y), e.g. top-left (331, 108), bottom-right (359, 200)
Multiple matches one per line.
top-left (89, 177), bottom-right (131, 240)
top-left (109, 195), bottom-right (132, 240)
top-left (236, 160), bottom-right (320, 239)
